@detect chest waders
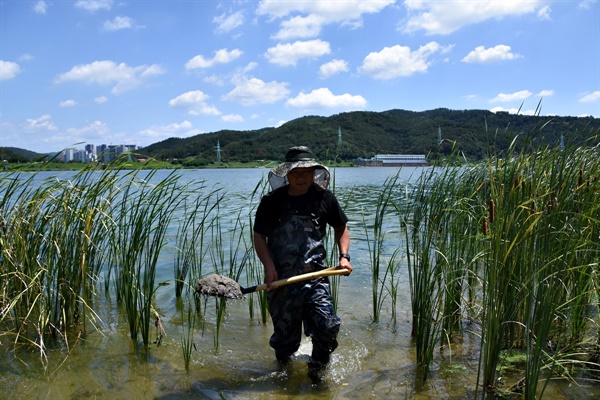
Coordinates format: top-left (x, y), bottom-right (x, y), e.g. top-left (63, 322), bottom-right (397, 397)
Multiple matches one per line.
top-left (266, 210), bottom-right (341, 366)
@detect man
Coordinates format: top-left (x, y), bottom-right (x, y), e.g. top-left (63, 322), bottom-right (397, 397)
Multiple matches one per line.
top-left (253, 146), bottom-right (352, 382)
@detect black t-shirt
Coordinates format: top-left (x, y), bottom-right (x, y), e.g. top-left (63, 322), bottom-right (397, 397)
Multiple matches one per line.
top-left (254, 184), bottom-right (348, 237)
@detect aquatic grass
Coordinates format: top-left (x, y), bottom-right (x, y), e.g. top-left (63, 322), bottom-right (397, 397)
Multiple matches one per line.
top-left (362, 171), bottom-right (401, 323)
top-left (180, 292), bottom-right (197, 372)
top-left (173, 185), bottom-right (223, 298)
top-left (111, 169), bottom-right (184, 345)
top-left (0, 165), bottom-right (123, 361)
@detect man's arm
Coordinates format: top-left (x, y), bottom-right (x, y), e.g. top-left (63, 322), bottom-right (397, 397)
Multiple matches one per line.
top-left (254, 232), bottom-right (278, 289)
top-left (334, 225), bottom-right (352, 275)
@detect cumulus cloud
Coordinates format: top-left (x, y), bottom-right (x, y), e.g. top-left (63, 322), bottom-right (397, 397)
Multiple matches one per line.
top-left (138, 120), bottom-right (202, 140)
top-left (104, 16), bottom-right (141, 31)
top-left (319, 59), bottom-right (349, 79)
top-left (168, 90), bottom-right (221, 116)
top-left (54, 60), bottom-right (165, 94)
top-left (33, 1), bottom-right (47, 14)
top-left (0, 61), bottom-right (22, 80)
top-left (359, 42), bottom-right (448, 79)
top-left (221, 114), bottom-right (244, 123)
top-left (537, 89), bottom-right (554, 97)
top-left (265, 39), bottom-right (330, 66)
top-left (462, 45), bottom-right (523, 63)
top-left (579, 91), bottom-right (600, 103)
top-left (59, 100), bottom-right (78, 107)
top-left (490, 90), bottom-right (533, 103)
top-left (257, 0), bottom-right (395, 39)
top-left (490, 106), bottom-right (537, 116)
top-left (579, 0), bottom-right (597, 10)
top-left (286, 88), bottom-right (367, 110)
top-left (74, 0), bottom-right (113, 12)
top-left (25, 115), bottom-right (58, 132)
top-left (214, 10), bottom-right (245, 33)
top-left (402, 0), bottom-right (546, 35)
top-left (223, 77), bottom-right (290, 106)
top-left (185, 48), bottom-right (243, 70)
top-left (95, 96), bottom-right (108, 104)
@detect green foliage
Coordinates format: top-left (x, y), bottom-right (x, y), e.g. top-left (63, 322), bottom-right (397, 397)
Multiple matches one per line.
top-left (139, 108), bottom-right (600, 163)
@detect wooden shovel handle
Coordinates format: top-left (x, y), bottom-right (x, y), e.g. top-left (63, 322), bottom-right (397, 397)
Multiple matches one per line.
top-left (241, 266), bottom-right (348, 294)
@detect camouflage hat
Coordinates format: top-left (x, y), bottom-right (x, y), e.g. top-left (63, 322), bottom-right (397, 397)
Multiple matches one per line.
top-left (268, 146), bottom-right (330, 191)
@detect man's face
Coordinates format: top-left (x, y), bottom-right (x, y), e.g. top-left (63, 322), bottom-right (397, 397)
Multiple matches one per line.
top-left (287, 167), bottom-right (315, 195)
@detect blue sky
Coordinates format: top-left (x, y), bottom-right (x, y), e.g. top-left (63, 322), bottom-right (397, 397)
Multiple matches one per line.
top-left (1, 0), bottom-right (599, 154)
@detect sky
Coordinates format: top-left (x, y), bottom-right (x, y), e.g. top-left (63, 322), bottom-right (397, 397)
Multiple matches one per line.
top-left (1, 0), bottom-right (599, 154)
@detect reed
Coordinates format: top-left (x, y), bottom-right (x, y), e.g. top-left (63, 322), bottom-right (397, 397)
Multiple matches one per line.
top-left (362, 171), bottom-right (401, 323)
top-left (0, 164), bottom-right (121, 362)
top-left (173, 186), bottom-right (223, 299)
top-left (106, 169), bottom-right (185, 345)
top-left (180, 294), bottom-right (197, 372)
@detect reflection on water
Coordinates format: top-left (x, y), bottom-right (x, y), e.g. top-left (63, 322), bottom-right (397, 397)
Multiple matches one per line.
top-left (1, 167), bottom-right (598, 399)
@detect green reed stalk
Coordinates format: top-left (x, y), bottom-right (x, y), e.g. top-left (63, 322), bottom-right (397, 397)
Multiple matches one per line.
top-left (180, 294), bottom-right (196, 372)
top-left (173, 186), bottom-right (222, 298)
top-left (362, 171), bottom-right (400, 323)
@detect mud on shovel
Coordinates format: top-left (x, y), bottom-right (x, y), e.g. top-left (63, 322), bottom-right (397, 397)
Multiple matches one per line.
top-left (195, 266), bottom-right (349, 299)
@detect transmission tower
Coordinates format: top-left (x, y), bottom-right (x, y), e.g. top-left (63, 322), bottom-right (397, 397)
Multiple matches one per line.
top-left (338, 126), bottom-right (342, 146)
top-left (215, 141), bottom-right (221, 162)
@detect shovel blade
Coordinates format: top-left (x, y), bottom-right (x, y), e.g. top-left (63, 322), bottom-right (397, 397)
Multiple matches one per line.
top-left (195, 274), bottom-right (244, 299)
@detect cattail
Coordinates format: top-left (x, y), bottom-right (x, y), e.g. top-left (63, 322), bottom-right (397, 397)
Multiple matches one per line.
top-left (489, 199), bottom-right (495, 223)
top-left (578, 169), bottom-right (583, 188)
top-left (548, 199), bottom-right (553, 214)
top-left (482, 216), bottom-right (488, 235)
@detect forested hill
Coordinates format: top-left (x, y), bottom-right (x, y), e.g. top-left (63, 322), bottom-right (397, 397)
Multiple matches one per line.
top-left (141, 108), bottom-right (600, 166)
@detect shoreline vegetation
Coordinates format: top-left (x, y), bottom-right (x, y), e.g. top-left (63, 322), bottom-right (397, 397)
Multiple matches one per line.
top-left (1, 159), bottom-right (357, 172)
top-left (1, 128), bottom-right (599, 397)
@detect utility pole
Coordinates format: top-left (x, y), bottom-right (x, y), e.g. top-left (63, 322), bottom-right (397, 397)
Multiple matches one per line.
top-left (560, 134), bottom-right (565, 151)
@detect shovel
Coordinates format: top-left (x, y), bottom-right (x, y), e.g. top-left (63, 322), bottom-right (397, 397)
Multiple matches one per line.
top-left (195, 266), bottom-right (349, 299)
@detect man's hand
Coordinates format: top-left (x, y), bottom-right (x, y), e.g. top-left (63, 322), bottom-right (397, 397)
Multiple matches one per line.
top-left (338, 258), bottom-right (352, 275)
top-left (264, 265), bottom-right (278, 290)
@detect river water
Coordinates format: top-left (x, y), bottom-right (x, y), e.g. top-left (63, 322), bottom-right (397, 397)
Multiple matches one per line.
top-left (1, 167), bottom-right (598, 399)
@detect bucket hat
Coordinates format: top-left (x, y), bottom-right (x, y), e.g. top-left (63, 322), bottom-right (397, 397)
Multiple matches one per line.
top-left (268, 146), bottom-right (330, 191)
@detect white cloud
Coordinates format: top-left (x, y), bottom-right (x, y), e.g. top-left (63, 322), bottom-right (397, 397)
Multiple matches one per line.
top-left (74, 0), bottom-right (113, 12)
top-left (59, 100), bottom-right (77, 107)
top-left (537, 89), bottom-right (554, 97)
top-left (265, 39), bottom-right (331, 66)
top-left (25, 115), bottom-right (58, 132)
top-left (168, 90), bottom-right (221, 116)
top-left (491, 106), bottom-right (537, 116)
top-left (490, 90), bottom-right (533, 103)
top-left (0, 61), bottom-right (22, 80)
top-left (33, 1), bottom-right (47, 14)
top-left (319, 59), bottom-right (349, 79)
top-left (359, 42), bottom-right (448, 79)
top-left (272, 14), bottom-right (325, 40)
top-left (221, 114), bottom-right (244, 123)
top-left (139, 120), bottom-right (202, 140)
top-left (185, 48), bottom-right (243, 70)
top-left (214, 11), bottom-right (245, 33)
top-left (223, 77), bottom-right (290, 106)
top-left (54, 60), bottom-right (165, 94)
top-left (104, 16), bottom-right (139, 31)
top-left (462, 45), bottom-right (522, 64)
top-left (257, 0), bottom-right (395, 39)
top-left (579, 91), bottom-right (600, 102)
top-left (286, 88), bottom-right (367, 110)
top-left (537, 6), bottom-right (552, 20)
top-left (95, 96), bottom-right (108, 104)
top-left (402, 0), bottom-right (546, 35)
top-left (579, 0), bottom-right (597, 10)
